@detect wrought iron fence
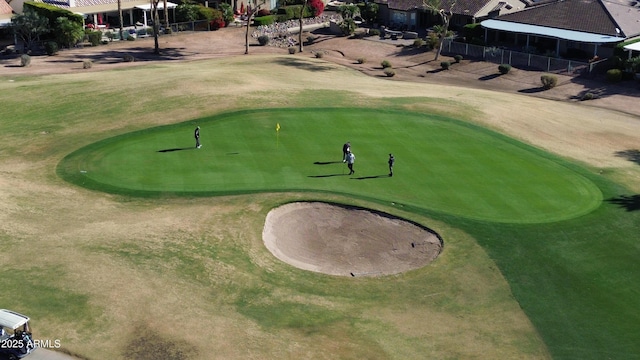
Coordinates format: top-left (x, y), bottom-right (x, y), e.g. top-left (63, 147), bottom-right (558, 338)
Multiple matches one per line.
top-left (441, 39), bottom-right (591, 76)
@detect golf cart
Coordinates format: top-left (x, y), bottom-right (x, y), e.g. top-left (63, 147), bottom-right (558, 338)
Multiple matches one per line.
top-left (0, 310), bottom-right (36, 359)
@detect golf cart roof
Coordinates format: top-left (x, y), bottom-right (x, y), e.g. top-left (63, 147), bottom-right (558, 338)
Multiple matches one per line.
top-left (0, 309), bottom-right (30, 330)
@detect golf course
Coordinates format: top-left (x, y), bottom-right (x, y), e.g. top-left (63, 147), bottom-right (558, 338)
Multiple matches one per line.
top-left (2, 44), bottom-right (640, 360)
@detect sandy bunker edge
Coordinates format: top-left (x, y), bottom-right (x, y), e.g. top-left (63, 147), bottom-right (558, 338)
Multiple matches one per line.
top-left (263, 202), bottom-right (443, 277)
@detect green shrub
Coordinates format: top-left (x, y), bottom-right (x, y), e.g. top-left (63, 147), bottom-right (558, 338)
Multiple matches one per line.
top-left (357, 57), bottom-right (366, 64)
top-left (498, 63), bottom-right (511, 74)
top-left (126, 35), bottom-right (135, 41)
top-left (413, 38), bottom-right (424, 48)
top-left (581, 92), bottom-right (596, 101)
top-left (454, 54), bottom-right (463, 63)
top-left (426, 33), bottom-right (438, 50)
top-left (440, 61), bottom-right (450, 70)
top-left (381, 60), bottom-right (392, 68)
top-left (257, 35), bottom-right (270, 46)
top-left (368, 29), bottom-right (380, 37)
top-left (44, 41), bottom-right (59, 55)
top-left (606, 68), bottom-right (622, 82)
top-left (87, 31), bottom-right (102, 46)
top-left (82, 59), bottom-right (93, 69)
top-left (540, 74), bottom-right (557, 89)
top-left (105, 31), bottom-right (114, 41)
top-left (306, 35), bottom-right (316, 45)
top-left (288, 47), bottom-right (296, 54)
top-left (314, 50), bottom-right (325, 58)
top-left (20, 54), bottom-right (31, 67)
top-left (339, 18), bottom-right (356, 36)
top-left (123, 54), bottom-right (135, 62)
top-left (383, 69), bottom-right (395, 77)
top-left (254, 15), bottom-right (275, 26)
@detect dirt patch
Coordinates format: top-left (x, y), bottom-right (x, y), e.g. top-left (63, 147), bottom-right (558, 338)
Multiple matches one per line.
top-left (262, 202), bottom-right (442, 277)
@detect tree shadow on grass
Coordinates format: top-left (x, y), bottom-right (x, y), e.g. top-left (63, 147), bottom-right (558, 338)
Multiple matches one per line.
top-left (606, 195), bottom-right (640, 211)
top-left (614, 149), bottom-right (640, 165)
top-left (272, 57), bottom-right (335, 72)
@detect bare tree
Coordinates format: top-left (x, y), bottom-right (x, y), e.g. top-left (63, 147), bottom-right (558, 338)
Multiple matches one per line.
top-left (298, 0), bottom-right (308, 52)
top-left (151, 0), bottom-right (161, 54)
top-left (163, 0), bottom-right (169, 29)
top-left (118, 0), bottom-right (124, 41)
top-left (422, 0), bottom-right (456, 60)
top-left (244, 0), bottom-right (266, 54)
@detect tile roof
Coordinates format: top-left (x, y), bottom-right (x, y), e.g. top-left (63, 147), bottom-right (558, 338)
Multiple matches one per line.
top-left (0, 0), bottom-right (13, 15)
top-left (495, 0), bottom-right (630, 36)
top-left (601, 0), bottom-right (640, 37)
top-left (388, 0), bottom-right (495, 14)
top-left (38, 0), bottom-right (148, 9)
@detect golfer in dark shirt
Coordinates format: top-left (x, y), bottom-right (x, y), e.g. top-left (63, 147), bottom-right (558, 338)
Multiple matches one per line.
top-left (342, 142), bottom-right (350, 162)
top-left (388, 153), bottom-right (395, 177)
top-left (195, 126), bottom-right (201, 148)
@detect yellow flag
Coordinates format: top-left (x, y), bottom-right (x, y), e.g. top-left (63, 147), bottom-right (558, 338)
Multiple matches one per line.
top-left (276, 123), bottom-right (280, 132)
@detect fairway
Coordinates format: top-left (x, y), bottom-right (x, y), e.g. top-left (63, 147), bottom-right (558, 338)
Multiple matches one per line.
top-left (58, 107), bottom-right (601, 223)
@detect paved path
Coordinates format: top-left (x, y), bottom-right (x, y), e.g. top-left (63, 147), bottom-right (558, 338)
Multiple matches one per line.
top-left (23, 348), bottom-right (79, 360)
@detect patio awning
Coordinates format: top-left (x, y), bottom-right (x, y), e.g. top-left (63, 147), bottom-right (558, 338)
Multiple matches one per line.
top-left (623, 42), bottom-right (640, 52)
top-left (135, 2), bottom-right (178, 11)
top-left (481, 19), bottom-right (622, 44)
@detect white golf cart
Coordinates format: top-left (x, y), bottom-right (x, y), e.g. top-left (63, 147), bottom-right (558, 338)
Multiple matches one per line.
top-left (0, 310), bottom-right (36, 359)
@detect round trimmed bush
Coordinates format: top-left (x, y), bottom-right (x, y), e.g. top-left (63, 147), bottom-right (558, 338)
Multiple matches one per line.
top-left (413, 39), bottom-right (424, 48)
top-left (581, 92), bottom-right (596, 101)
top-left (123, 54), bottom-right (135, 62)
top-left (258, 35), bottom-right (270, 46)
top-left (384, 69), bottom-right (395, 77)
top-left (454, 54), bottom-right (463, 63)
top-left (440, 61), bottom-right (451, 70)
top-left (498, 63), bottom-right (511, 74)
top-left (20, 54), bottom-right (31, 67)
top-left (83, 59), bottom-right (93, 69)
top-left (606, 69), bottom-right (622, 83)
top-left (357, 57), bottom-right (366, 64)
top-left (381, 60), bottom-right (392, 68)
top-left (540, 74), bottom-right (558, 89)
top-left (44, 42), bottom-right (59, 56)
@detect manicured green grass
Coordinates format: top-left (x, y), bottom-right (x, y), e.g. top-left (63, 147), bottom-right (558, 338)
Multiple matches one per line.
top-left (58, 107), bottom-right (601, 224)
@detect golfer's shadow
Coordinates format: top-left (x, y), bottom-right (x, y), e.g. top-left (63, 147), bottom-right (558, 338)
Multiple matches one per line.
top-left (313, 161), bottom-right (343, 165)
top-left (352, 175), bottom-right (389, 180)
top-left (308, 174), bottom-right (348, 178)
top-left (157, 147), bottom-right (194, 153)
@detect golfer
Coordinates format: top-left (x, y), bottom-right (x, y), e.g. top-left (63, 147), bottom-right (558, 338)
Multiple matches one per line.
top-left (342, 142), bottom-right (351, 162)
top-left (346, 151), bottom-right (355, 175)
top-left (388, 153), bottom-right (395, 177)
top-left (194, 126), bottom-right (201, 148)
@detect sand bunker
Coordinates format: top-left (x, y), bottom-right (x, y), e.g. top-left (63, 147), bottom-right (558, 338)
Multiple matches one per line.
top-left (262, 202), bottom-right (443, 277)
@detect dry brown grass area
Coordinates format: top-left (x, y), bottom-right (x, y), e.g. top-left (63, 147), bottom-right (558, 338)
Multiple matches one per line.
top-left (0, 25), bottom-right (639, 360)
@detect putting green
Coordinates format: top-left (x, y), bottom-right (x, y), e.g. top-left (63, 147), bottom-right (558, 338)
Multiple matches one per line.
top-left (58, 108), bottom-right (601, 223)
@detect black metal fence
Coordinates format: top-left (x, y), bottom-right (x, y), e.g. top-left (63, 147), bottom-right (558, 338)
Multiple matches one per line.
top-left (441, 39), bottom-right (591, 76)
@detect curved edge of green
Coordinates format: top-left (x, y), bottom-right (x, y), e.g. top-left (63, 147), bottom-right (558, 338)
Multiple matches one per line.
top-left (56, 107), bottom-right (603, 224)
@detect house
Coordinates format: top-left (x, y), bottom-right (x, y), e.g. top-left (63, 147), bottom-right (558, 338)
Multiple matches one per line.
top-left (378, 0), bottom-right (529, 31)
top-left (0, 0), bottom-right (12, 27)
top-left (480, 0), bottom-right (640, 58)
top-left (8, 0), bottom-right (177, 29)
